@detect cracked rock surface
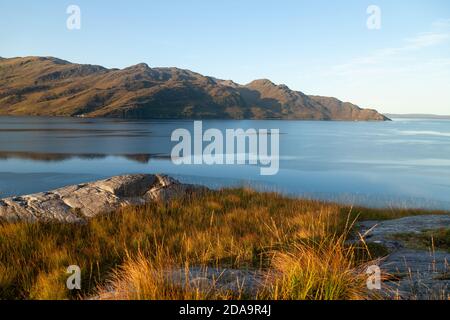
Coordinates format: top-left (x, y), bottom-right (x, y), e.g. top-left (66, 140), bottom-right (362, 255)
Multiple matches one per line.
top-left (0, 174), bottom-right (200, 223)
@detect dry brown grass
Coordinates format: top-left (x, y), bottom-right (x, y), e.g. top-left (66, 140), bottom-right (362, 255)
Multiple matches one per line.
top-left (95, 252), bottom-right (243, 300)
top-left (0, 188), bottom-right (438, 300)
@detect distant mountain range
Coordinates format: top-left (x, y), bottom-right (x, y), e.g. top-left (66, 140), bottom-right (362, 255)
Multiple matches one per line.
top-left (0, 56), bottom-right (389, 121)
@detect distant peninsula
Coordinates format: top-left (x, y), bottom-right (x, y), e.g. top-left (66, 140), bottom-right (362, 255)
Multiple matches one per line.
top-left (0, 56), bottom-right (389, 121)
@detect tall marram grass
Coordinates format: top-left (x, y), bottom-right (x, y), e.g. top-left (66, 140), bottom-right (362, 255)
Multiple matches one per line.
top-left (0, 188), bottom-right (433, 300)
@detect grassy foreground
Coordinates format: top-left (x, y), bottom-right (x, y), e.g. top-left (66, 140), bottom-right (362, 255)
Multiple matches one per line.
top-left (0, 188), bottom-right (446, 300)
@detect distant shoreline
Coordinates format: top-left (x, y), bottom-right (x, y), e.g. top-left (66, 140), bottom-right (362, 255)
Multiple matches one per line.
top-left (385, 113), bottom-right (450, 120)
top-left (0, 114), bottom-right (391, 122)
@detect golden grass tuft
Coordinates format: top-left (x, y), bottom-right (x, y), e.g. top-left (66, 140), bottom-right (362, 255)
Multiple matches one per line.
top-left (261, 236), bottom-right (374, 300)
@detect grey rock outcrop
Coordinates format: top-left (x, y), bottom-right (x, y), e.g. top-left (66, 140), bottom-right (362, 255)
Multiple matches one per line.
top-left (358, 215), bottom-right (450, 299)
top-left (0, 174), bottom-right (201, 223)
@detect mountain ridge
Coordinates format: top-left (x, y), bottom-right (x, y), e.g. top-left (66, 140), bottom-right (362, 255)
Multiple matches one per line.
top-left (0, 56), bottom-right (389, 121)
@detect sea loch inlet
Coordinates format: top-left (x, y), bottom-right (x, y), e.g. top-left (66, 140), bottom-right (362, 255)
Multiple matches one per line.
top-left (1, 117), bottom-right (449, 210)
top-left (171, 121), bottom-right (280, 176)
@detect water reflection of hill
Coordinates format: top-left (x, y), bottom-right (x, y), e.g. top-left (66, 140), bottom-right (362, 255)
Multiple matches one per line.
top-left (0, 151), bottom-right (170, 164)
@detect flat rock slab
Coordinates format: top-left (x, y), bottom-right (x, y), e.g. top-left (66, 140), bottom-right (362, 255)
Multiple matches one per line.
top-left (359, 215), bottom-right (450, 242)
top-left (0, 174), bottom-right (200, 223)
top-left (382, 249), bottom-right (449, 299)
top-left (358, 215), bottom-right (450, 299)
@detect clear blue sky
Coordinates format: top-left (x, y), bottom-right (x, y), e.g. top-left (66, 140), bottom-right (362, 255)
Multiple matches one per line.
top-left (1, 0), bottom-right (449, 114)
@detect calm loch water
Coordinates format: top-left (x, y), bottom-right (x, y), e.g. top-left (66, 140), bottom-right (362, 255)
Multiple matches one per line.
top-left (0, 116), bottom-right (449, 210)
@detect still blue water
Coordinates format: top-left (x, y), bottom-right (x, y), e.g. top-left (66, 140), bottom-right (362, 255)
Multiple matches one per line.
top-left (0, 116), bottom-right (449, 210)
